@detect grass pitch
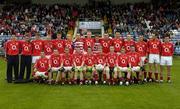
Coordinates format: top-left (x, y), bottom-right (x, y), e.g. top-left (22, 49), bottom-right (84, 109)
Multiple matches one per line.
top-left (0, 57), bottom-right (180, 109)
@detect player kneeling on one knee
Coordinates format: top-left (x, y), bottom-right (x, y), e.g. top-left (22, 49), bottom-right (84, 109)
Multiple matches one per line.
top-left (84, 47), bottom-right (97, 84)
top-left (48, 49), bottom-right (63, 84)
top-left (115, 47), bottom-right (131, 85)
top-left (105, 46), bottom-right (118, 85)
top-left (33, 52), bottom-right (50, 82)
top-left (127, 46), bottom-right (143, 84)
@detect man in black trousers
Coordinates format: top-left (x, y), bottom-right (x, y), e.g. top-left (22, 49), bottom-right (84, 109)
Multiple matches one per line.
top-left (5, 35), bottom-right (20, 83)
top-left (19, 35), bottom-right (32, 82)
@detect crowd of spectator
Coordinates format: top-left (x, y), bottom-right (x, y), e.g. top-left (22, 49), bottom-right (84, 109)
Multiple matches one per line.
top-left (0, 0), bottom-right (180, 39)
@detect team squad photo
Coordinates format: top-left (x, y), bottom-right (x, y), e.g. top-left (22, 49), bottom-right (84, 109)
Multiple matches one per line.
top-left (0, 0), bottom-right (180, 109)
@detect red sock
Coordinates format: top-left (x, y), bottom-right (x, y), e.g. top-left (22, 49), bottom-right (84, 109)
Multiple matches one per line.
top-left (94, 73), bottom-right (99, 81)
top-left (113, 78), bottom-right (117, 83)
top-left (155, 73), bottom-right (158, 80)
top-left (148, 72), bottom-right (152, 79)
top-left (119, 77), bottom-right (124, 81)
top-left (160, 76), bottom-right (163, 80)
top-left (144, 72), bottom-right (147, 78)
top-left (103, 74), bottom-right (106, 81)
top-left (167, 77), bottom-right (171, 81)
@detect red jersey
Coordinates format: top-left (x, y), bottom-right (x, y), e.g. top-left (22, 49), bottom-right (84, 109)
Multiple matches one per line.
top-left (84, 53), bottom-right (95, 66)
top-left (123, 39), bottom-right (135, 53)
top-left (43, 40), bottom-right (54, 55)
top-left (147, 39), bottom-right (161, 54)
top-left (64, 40), bottom-right (73, 54)
top-left (34, 57), bottom-right (49, 72)
top-left (135, 41), bottom-right (148, 57)
top-left (161, 42), bottom-right (174, 56)
top-left (49, 54), bottom-right (62, 67)
top-left (20, 41), bottom-right (32, 55)
top-left (95, 53), bottom-right (107, 65)
top-left (106, 52), bottom-right (118, 67)
top-left (62, 54), bottom-right (73, 66)
top-left (127, 52), bottom-right (140, 67)
top-left (5, 40), bottom-right (20, 55)
top-left (31, 39), bottom-right (43, 56)
top-left (112, 38), bottom-right (123, 52)
top-left (84, 38), bottom-right (94, 51)
top-left (100, 38), bottom-right (112, 53)
top-left (73, 53), bottom-right (84, 66)
top-left (117, 53), bottom-right (128, 67)
top-left (52, 39), bottom-right (64, 54)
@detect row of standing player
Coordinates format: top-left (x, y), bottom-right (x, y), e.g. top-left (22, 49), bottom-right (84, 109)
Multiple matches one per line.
top-left (4, 32), bottom-right (174, 85)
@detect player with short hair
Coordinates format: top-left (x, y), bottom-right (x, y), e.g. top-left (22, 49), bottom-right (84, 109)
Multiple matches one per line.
top-left (84, 31), bottom-right (94, 52)
top-left (43, 37), bottom-right (54, 59)
top-left (48, 49), bottom-right (63, 84)
top-left (61, 47), bottom-right (74, 85)
top-left (64, 34), bottom-right (74, 54)
top-left (147, 34), bottom-right (161, 82)
top-left (73, 47), bottom-right (85, 85)
top-left (111, 32), bottom-right (123, 53)
top-left (135, 35), bottom-right (148, 82)
top-left (52, 32), bottom-right (65, 54)
top-left (94, 46), bottom-right (107, 84)
top-left (84, 47), bottom-right (96, 84)
top-left (160, 35), bottom-right (174, 83)
top-left (105, 46), bottom-right (118, 85)
top-left (33, 52), bottom-right (50, 83)
top-left (123, 34), bottom-right (135, 53)
top-left (114, 47), bottom-right (130, 85)
top-left (100, 33), bottom-right (112, 53)
top-left (31, 33), bottom-right (44, 63)
top-left (127, 46), bottom-right (142, 85)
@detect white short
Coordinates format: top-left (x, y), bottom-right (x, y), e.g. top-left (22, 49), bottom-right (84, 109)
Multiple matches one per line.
top-left (32, 56), bottom-right (40, 63)
top-left (160, 56), bottom-right (173, 66)
top-left (34, 71), bottom-right (48, 78)
top-left (95, 64), bottom-right (104, 71)
top-left (131, 66), bottom-right (140, 72)
top-left (149, 54), bottom-right (160, 64)
top-left (51, 67), bottom-right (61, 72)
top-left (45, 55), bottom-right (51, 59)
top-left (140, 56), bottom-right (147, 66)
top-left (64, 66), bottom-right (72, 71)
top-left (114, 67), bottom-right (128, 72)
top-left (119, 67), bottom-right (128, 72)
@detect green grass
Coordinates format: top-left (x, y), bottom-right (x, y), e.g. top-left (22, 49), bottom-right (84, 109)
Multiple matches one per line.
top-left (0, 57), bottom-right (180, 109)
